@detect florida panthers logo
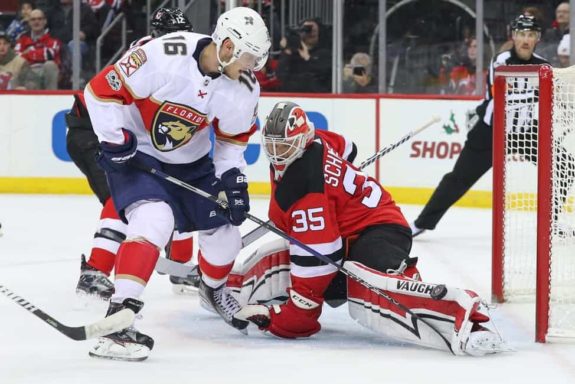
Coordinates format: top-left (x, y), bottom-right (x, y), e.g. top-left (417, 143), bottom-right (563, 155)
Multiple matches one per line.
top-left (152, 101), bottom-right (208, 151)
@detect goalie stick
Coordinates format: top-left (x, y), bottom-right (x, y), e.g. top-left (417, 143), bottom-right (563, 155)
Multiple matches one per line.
top-left (139, 165), bottom-right (455, 354)
top-left (0, 284), bottom-right (134, 341)
top-left (151, 116), bottom-right (440, 278)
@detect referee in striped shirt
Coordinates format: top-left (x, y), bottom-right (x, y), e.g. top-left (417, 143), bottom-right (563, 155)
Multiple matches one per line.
top-left (410, 15), bottom-right (549, 237)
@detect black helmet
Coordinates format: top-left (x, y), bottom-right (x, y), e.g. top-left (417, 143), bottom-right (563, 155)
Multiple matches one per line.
top-left (511, 15), bottom-right (541, 32)
top-left (151, 8), bottom-right (193, 37)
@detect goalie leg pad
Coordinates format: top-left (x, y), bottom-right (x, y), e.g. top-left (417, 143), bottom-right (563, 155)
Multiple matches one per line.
top-left (227, 238), bottom-right (291, 306)
top-left (344, 261), bottom-right (505, 356)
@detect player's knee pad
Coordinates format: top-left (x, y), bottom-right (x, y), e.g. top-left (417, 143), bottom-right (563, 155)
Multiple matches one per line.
top-left (124, 200), bottom-right (174, 249)
top-left (227, 238), bottom-right (291, 306)
top-left (344, 260), bottom-right (490, 355)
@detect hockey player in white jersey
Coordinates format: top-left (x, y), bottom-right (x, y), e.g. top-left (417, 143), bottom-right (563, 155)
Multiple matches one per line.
top-left (83, 7), bottom-right (270, 361)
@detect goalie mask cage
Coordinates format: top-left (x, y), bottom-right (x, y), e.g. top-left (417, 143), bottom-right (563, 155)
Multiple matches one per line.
top-left (493, 64), bottom-right (575, 343)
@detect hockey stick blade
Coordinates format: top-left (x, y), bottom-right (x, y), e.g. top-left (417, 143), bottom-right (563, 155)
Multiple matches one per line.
top-left (155, 257), bottom-right (197, 278)
top-left (140, 166), bottom-right (455, 354)
top-left (0, 284), bottom-right (134, 341)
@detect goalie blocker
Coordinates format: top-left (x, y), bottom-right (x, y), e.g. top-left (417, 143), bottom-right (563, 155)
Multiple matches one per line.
top-left (230, 239), bottom-right (509, 356)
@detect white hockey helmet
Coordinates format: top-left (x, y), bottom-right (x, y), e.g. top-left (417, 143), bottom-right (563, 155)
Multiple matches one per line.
top-left (212, 7), bottom-right (271, 72)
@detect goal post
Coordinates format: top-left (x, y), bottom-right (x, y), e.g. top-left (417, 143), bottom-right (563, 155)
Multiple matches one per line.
top-left (492, 64), bottom-right (575, 343)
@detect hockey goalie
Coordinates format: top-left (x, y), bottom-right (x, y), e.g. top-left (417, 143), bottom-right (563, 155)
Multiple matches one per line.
top-left (232, 101), bottom-right (510, 356)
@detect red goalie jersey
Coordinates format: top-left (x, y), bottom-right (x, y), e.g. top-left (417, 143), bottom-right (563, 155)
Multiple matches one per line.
top-left (268, 136), bottom-right (408, 282)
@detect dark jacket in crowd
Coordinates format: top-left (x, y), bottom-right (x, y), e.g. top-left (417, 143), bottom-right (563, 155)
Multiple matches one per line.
top-left (47, 3), bottom-right (100, 44)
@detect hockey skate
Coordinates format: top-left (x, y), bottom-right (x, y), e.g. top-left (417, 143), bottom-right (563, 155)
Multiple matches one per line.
top-left (89, 298), bottom-right (154, 362)
top-left (464, 325), bottom-right (513, 356)
top-left (170, 264), bottom-right (201, 295)
top-left (199, 280), bottom-right (248, 334)
top-left (76, 255), bottom-right (114, 300)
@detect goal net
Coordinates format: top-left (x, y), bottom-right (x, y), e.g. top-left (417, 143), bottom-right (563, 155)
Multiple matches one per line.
top-left (492, 65), bottom-right (575, 342)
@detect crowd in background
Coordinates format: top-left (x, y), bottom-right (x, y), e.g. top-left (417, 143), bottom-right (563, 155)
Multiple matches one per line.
top-left (0, 0), bottom-right (571, 93)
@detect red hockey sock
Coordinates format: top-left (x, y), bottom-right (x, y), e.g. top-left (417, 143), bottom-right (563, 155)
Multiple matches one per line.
top-left (168, 237), bottom-right (194, 263)
top-left (115, 241), bottom-right (160, 285)
top-left (87, 249), bottom-right (116, 275)
top-left (87, 197), bottom-right (124, 275)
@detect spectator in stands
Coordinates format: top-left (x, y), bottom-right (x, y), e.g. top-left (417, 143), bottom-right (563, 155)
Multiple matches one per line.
top-left (15, 9), bottom-right (60, 89)
top-left (6, 1), bottom-right (35, 43)
top-left (409, 15), bottom-right (553, 238)
top-left (87, 0), bottom-right (116, 31)
top-left (557, 33), bottom-right (571, 68)
top-left (47, 0), bottom-right (100, 72)
top-left (343, 52), bottom-right (377, 93)
top-left (541, 2), bottom-right (569, 66)
top-left (0, 31), bottom-right (29, 90)
top-left (546, 2), bottom-right (570, 43)
top-left (448, 37), bottom-right (486, 95)
top-left (277, 18), bottom-right (332, 93)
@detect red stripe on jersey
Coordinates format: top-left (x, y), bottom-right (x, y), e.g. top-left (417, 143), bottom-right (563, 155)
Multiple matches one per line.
top-left (88, 65), bottom-right (134, 105)
top-left (213, 118), bottom-right (257, 145)
top-left (198, 251), bottom-right (234, 281)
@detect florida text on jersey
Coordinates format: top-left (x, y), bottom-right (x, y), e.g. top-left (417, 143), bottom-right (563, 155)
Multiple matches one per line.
top-left (84, 32), bottom-right (260, 175)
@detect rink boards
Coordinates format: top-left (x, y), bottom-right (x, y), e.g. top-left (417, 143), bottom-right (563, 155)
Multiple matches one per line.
top-left (0, 92), bottom-right (492, 207)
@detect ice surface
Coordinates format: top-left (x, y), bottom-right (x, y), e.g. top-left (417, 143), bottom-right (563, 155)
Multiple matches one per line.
top-left (1, 195), bottom-right (574, 384)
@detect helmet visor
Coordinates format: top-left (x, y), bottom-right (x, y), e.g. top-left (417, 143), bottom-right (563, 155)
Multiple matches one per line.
top-left (236, 51), bottom-right (268, 71)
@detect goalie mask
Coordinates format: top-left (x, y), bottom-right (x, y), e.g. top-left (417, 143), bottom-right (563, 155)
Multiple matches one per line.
top-left (262, 102), bottom-right (315, 178)
top-left (212, 7), bottom-right (271, 72)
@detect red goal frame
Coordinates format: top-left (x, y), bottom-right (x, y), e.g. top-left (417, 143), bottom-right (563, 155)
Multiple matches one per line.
top-left (492, 64), bottom-right (554, 342)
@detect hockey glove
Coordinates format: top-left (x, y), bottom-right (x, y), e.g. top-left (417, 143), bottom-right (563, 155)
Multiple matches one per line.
top-left (218, 168), bottom-right (250, 226)
top-left (96, 129), bottom-right (138, 173)
top-left (234, 288), bottom-right (323, 338)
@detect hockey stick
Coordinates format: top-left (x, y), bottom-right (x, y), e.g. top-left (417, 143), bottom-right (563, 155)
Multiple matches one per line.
top-left (358, 116), bottom-right (440, 169)
top-left (0, 284), bottom-right (134, 341)
top-left (238, 116), bottom-right (441, 248)
top-left (152, 116), bottom-right (440, 278)
top-left (139, 165), bottom-right (455, 354)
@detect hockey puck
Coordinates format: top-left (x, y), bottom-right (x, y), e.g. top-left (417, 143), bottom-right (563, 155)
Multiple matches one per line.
top-left (430, 284), bottom-right (447, 300)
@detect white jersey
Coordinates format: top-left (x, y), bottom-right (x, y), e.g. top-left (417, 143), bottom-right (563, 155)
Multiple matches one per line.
top-left (84, 32), bottom-right (260, 176)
